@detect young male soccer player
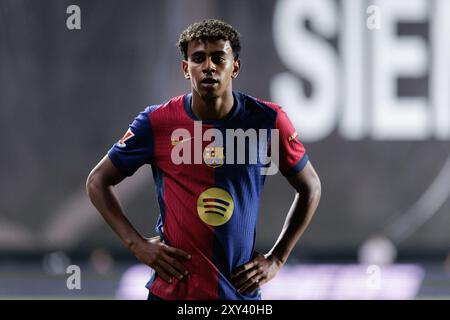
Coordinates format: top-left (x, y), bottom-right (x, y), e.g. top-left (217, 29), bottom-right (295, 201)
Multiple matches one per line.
top-left (86, 19), bottom-right (321, 300)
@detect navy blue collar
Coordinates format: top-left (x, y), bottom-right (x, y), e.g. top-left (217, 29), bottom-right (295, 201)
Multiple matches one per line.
top-left (183, 91), bottom-right (242, 125)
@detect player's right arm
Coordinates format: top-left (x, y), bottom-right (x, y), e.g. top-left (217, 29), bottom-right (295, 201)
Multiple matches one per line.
top-left (86, 155), bottom-right (191, 283)
top-left (86, 106), bottom-right (192, 283)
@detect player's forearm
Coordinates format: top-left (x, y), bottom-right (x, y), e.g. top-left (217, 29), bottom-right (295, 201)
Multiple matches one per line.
top-left (269, 185), bottom-right (321, 264)
top-left (86, 177), bottom-right (144, 251)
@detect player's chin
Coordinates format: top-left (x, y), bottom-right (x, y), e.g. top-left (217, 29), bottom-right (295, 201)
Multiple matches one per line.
top-left (200, 88), bottom-right (220, 100)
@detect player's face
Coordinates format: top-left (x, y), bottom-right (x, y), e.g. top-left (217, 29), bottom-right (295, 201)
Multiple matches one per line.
top-left (182, 39), bottom-right (240, 100)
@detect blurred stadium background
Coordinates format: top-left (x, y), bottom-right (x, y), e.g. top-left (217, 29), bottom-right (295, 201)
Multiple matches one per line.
top-left (0, 0), bottom-right (449, 299)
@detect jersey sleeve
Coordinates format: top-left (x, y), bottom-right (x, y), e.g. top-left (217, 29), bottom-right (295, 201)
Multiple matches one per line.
top-left (107, 106), bottom-right (154, 176)
top-left (275, 108), bottom-right (309, 177)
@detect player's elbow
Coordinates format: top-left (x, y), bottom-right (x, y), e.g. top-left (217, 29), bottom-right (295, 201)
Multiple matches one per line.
top-left (86, 168), bottom-right (102, 199)
top-left (309, 175), bottom-right (321, 203)
top-left (302, 174), bottom-right (321, 204)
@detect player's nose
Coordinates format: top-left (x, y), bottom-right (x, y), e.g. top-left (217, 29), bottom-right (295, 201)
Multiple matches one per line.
top-left (202, 57), bottom-right (216, 74)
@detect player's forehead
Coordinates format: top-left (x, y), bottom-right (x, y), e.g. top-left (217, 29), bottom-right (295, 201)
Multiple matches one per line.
top-left (187, 38), bottom-right (233, 56)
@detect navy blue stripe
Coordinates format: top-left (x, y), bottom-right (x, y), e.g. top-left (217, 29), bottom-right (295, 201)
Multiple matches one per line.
top-left (283, 154), bottom-right (309, 177)
top-left (152, 166), bottom-right (166, 241)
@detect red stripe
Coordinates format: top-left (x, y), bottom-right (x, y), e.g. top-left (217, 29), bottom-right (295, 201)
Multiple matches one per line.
top-left (148, 95), bottom-right (219, 299)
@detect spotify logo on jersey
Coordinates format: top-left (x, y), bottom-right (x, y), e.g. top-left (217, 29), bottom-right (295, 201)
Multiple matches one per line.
top-left (197, 187), bottom-right (234, 226)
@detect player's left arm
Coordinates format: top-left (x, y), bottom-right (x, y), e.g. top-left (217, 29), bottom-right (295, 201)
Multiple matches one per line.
top-left (231, 160), bottom-right (321, 294)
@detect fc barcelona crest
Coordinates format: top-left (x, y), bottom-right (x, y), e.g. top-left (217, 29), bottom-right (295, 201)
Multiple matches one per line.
top-left (203, 146), bottom-right (224, 168)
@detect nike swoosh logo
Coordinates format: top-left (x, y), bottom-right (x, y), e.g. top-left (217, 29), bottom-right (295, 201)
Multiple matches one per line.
top-left (171, 137), bottom-right (194, 146)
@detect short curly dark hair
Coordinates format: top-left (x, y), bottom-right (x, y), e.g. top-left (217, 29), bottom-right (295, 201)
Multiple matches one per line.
top-left (177, 19), bottom-right (241, 60)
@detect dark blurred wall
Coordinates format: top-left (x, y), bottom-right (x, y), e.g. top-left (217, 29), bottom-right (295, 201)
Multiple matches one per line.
top-left (0, 0), bottom-right (449, 258)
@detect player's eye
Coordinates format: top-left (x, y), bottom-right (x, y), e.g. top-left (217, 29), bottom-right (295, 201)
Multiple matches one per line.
top-left (211, 56), bottom-right (225, 64)
top-left (191, 54), bottom-right (205, 63)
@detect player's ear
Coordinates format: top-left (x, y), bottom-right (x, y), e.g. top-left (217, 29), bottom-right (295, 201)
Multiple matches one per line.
top-left (231, 58), bottom-right (240, 79)
top-left (182, 60), bottom-right (190, 80)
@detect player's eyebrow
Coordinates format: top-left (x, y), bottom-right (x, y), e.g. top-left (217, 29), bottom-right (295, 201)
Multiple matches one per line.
top-left (190, 50), bottom-right (228, 57)
top-left (210, 50), bottom-right (227, 56)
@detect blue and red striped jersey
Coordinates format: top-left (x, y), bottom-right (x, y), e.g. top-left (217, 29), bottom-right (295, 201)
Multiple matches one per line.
top-left (108, 91), bottom-right (308, 300)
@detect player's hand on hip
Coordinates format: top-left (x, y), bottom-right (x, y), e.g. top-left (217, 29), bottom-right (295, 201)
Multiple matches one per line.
top-left (131, 235), bottom-right (191, 284)
top-left (231, 252), bottom-right (283, 294)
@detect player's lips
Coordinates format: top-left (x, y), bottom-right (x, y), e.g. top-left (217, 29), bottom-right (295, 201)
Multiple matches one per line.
top-left (200, 78), bottom-right (219, 88)
top-left (201, 77), bottom-right (219, 83)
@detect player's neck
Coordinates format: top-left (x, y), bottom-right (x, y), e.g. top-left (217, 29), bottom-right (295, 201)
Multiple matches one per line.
top-left (191, 90), bottom-right (234, 121)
